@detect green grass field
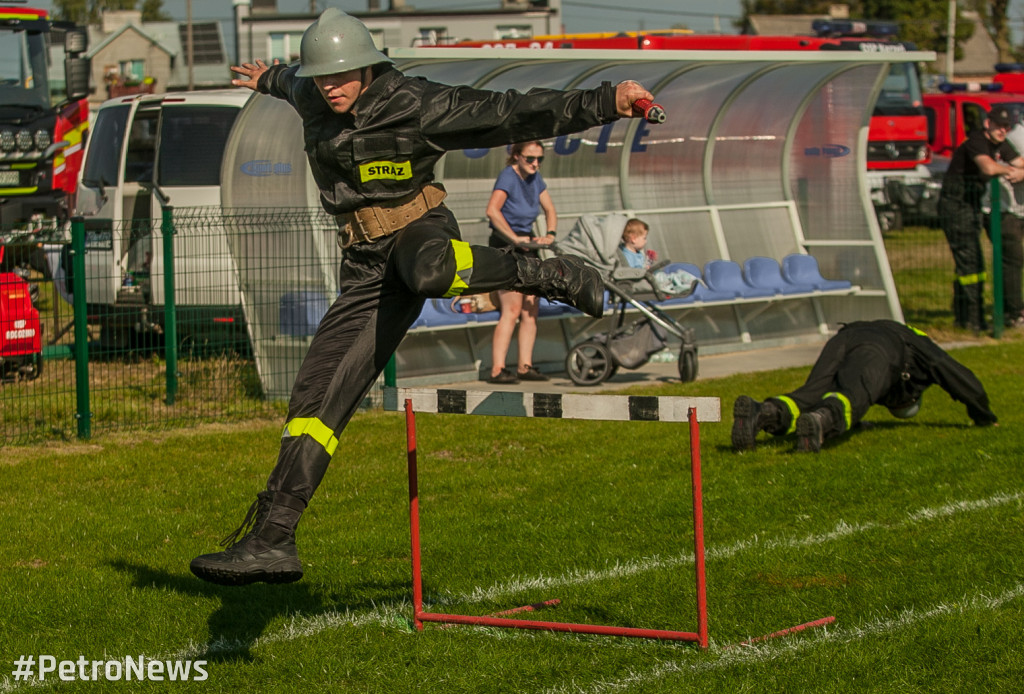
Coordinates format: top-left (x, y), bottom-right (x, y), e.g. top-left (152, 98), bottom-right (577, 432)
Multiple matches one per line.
top-left (2, 337), bottom-right (1022, 692)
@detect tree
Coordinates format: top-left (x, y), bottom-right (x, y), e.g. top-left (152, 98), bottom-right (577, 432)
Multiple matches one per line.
top-left (740, 0), bottom-right (976, 67)
top-left (140, 0), bottom-right (170, 22)
top-left (858, 0), bottom-right (974, 60)
top-left (971, 0), bottom-right (1014, 62)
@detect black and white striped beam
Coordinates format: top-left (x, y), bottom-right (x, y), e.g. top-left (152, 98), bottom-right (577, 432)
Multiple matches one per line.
top-left (383, 388), bottom-right (720, 423)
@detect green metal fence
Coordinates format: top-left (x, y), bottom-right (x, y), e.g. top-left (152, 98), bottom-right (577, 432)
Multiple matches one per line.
top-left (1, 207), bottom-right (373, 446)
top-left (1, 193), bottom-right (1019, 447)
top-left (887, 177), bottom-right (1016, 339)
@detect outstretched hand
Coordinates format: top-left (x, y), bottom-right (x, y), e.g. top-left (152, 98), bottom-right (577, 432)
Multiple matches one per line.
top-left (231, 59), bottom-right (278, 91)
top-left (615, 80), bottom-right (655, 118)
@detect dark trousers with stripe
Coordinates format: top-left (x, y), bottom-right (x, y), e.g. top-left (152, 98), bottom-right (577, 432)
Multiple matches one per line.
top-left (939, 197), bottom-right (987, 330)
top-left (267, 205), bottom-right (518, 503)
top-left (767, 331), bottom-right (896, 439)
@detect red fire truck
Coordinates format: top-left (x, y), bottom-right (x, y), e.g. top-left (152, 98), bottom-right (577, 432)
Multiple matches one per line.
top-left (448, 21), bottom-right (930, 230)
top-left (0, 2), bottom-right (90, 273)
top-left (0, 244), bottom-right (41, 380)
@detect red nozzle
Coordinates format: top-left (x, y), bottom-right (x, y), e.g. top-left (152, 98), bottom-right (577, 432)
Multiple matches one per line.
top-left (633, 98), bottom-right (666, 124)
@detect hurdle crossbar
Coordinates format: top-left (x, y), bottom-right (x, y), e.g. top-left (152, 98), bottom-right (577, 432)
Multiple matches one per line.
top-left (387, 387), bottom-right (720, 646)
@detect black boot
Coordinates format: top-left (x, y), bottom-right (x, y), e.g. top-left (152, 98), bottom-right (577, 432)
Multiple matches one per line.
top-left (190, 491), bottom-right (305, 586)
top-left (731, 396), bottom-right (782, 451)
top-left (795, 407), bottom-right (835, 453)
top-left (512, 254), bottom-right (604, 318)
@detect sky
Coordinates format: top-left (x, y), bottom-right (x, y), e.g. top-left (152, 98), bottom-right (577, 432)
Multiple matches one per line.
top-left (26, 0), bottom-right (758, 35)
top-left (26, 0), bottom-right (1024, 42)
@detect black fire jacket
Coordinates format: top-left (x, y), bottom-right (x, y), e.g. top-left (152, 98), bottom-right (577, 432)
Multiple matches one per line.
top-left (840, 320), bottom-right (997, 425)
top-left (258, 63), bottom-right (620, 216)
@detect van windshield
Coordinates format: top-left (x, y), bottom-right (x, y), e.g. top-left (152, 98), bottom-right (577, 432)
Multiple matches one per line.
top-left (157, 106), bottom-right (240, 186)
top-left (874, 63), bottom-right (924, 117)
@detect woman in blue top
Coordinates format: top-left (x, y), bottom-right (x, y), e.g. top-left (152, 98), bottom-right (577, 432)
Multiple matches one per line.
top-left (486, 141), bottom-right (557, 383)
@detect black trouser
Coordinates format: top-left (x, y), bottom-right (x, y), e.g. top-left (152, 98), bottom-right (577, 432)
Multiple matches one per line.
top-left (938, 196), bottom-right (987, 330)
top-left (987, 212), bottom-right (1024, 318)
top-left (267, 206), bottom-right (518, 503)
top-left (765, 330), bottom-right (897, 440)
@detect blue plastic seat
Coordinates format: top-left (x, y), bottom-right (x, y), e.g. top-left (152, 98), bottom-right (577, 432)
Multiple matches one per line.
top-left (704, 260), bottom-right (774, 299)
top-left (782, 254), bottom-right (852, 291)
top-left (744, 256), bottom-right (815, 295)
top-left (279, 291), bottom-right (330, 336)
top-left (410, 299), bottom-right (473, 329)
top-left (537, 297), bottom-right (573, 316)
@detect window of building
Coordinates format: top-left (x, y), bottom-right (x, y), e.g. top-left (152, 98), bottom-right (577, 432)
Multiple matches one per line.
top-left (495, 25), bottom-right (533, 40)
top-left (414, 27), bottom-right (448, 46)
top-left (269, 32), bottom-right (304, 63)
top-left (119, 59), bottom-right (145, 81)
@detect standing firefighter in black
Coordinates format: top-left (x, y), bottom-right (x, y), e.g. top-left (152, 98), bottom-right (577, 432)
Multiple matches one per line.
top-left (938, 106), bottom-right (1024, 332)
top-left (190, 8), bottom-right (659, 586)
top-left (731, 320), bottom-right (997, 453)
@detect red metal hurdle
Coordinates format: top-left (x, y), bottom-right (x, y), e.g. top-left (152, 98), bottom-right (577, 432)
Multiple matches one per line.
top-left (390, 388), bottom-right (720, 646)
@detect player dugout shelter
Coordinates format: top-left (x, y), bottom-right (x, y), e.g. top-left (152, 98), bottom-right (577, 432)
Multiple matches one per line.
top-left (219, 48), bottom-right (933, 395)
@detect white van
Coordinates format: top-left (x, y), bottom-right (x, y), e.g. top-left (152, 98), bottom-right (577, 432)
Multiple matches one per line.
top-left (74, 89), bottom-right (254, 351)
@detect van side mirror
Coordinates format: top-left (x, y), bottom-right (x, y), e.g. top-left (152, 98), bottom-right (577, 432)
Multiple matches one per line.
top-left (65, 56), bottom-right (91, 101)
top-left (62, 27), bottom-right (91, 101)
top-left (64, 27), bottom-right (88, 55)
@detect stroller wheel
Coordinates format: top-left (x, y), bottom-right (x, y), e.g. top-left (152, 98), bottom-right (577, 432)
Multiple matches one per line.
top-left (678, 347), bottom-right (698, 383)
top-left (565, 342), bottom-right (615, 386)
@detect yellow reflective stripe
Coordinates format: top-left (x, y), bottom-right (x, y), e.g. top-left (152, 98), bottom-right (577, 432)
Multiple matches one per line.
top-left (283, 417), bottom-right (339, 456)
top-left (956, 272), bottom-right (986, 285)
top-left (358, 160), bottom-right (412, 182)
top-left (55, 120), bottom-right (88, 170)
top-left (775, 395), bottom-right (801, 435)
top-left (823, 392), bottom-right (852, 432)
top-left (906, 323), bottom-right (927, 337)
top-left (443, 240), bottom-right (473, 298)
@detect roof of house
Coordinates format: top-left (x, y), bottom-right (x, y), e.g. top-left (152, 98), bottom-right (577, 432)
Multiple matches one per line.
top-left (86, 19), bottom-right (232, 89)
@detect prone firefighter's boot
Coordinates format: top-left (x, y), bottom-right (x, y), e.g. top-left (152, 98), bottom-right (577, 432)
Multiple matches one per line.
top-left (512, 254), bottom-right (604, 318)
top-left (190, 491), bottom-right (305, 586)
top-left (731, 396), bottom-right (782, 451)
top-left (795, 407), bottom-right (835, 454)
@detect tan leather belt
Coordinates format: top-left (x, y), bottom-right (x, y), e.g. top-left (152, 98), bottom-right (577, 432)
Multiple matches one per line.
top-left (338, 183), bottom-right (447, 248)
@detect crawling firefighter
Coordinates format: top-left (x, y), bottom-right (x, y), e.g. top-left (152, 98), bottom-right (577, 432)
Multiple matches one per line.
top-left (190, 8), bottom-right (661, 585)
top-left (731, 320), bottom-right (997, 453)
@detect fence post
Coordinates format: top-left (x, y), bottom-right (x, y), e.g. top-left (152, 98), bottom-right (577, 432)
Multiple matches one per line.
top-left (990, 179), bottom-right (1004, 339)
top-left (384, 353), bottom-right (397, 387)
top-left (162, 206), bottom-right (178, 405)
top-left (70, 217), bottom-right (91, 440)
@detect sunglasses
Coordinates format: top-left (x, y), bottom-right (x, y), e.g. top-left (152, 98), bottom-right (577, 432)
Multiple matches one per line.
top-left (521, 155), bottom-right (544, 164)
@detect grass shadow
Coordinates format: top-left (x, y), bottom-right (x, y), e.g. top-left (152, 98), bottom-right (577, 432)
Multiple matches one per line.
top-left (108, 560), bottom-right (412, 662)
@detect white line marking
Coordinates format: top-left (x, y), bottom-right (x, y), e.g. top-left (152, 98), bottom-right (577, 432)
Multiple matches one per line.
top-left (538, 583), bottom-right (1024, 694)
top-left (0, 491), bottom-right (1018, 693)
top-left (460, 490), bottom-right (1023, 604)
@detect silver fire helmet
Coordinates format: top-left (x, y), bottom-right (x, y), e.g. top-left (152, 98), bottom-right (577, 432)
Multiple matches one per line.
top-left (295, 8), bottom-right (392, 78)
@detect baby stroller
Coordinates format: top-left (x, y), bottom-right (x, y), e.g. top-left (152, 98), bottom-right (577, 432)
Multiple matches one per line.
top-left (553, 213), bottom-right (700, 386)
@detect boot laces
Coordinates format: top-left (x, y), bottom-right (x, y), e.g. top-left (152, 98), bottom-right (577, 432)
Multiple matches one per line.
top-left (219, 493), bottom-right (271, 548)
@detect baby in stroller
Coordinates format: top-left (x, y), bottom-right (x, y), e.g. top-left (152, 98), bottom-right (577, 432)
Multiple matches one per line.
top-left (556, 214), bottom-right (700, 386)
top-left (616, 217), bottom-right (702, 297)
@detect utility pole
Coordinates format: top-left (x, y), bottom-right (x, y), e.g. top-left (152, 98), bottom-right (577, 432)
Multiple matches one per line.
top-left (946, 0), bottom-right (956, 82)
top-left (187, 0), bottom-right (194, 90)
